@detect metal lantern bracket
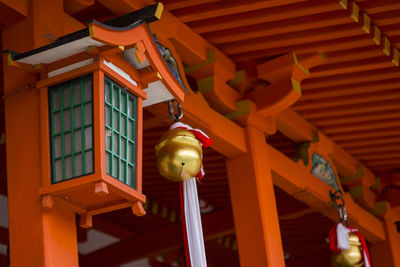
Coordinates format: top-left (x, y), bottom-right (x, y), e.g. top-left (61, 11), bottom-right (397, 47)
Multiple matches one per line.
top-left (330, 190), bottom-right (349, 226)
top-left (168, 99), bottom-right (183, 122)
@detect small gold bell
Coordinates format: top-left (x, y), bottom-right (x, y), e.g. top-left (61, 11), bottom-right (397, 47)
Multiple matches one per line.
top-left (332, 234), bottom-right (364, 267)
top-left (155, 128), bottom-right (202, 182)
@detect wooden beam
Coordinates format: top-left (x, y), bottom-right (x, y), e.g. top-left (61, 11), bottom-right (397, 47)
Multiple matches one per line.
top-left (163, 0), bottom-right (221, 11)
top-left (233, 35), bottom-right (373, 61)
top-left (80, 209), bottom-right (235, 266)
top-left (0, 0), bottom-right (27, 26)
top-left (220, 24), bottom-right (362, 55)
top-left (173, 0), bottom-right (306, 23)
top-left (267, 144), bottom-right (386, 243)
top-left (302, 67), bottom-right (400, 90)
top-left (300, 99), bottom-right (400, 119)
top-left (309, 57), bottom-right (395, 77)
top-left (359, 0), bottom-right (400, 14)
top-left (145, 94), bottom-right (247, 159)
top-left (310, 110), bottom-right (400, 127)
top-left (277, 108), bottom-right (377, 188)
top-left (320, 118), bottom-right (400, 134)
top-left (190, 0), bottom-right (345, 34)
top-left (203, 10), bottom-right (353, 45)
top-left (297, 88), bottom-right (400, 110)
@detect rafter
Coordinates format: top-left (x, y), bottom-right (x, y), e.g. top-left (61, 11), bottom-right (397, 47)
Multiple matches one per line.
top-left (302, 67), bottom-right (400, 90)
top-left (203, 10), bottom-right (353, 45)
top-left (189, 0), bottom-right (345, 34)
top-left (296, 89), bottom-right (400, 111)
top-left (301, 79), bottom-right (400, 100)
top-left (174, 0), bottom-right (307, 23)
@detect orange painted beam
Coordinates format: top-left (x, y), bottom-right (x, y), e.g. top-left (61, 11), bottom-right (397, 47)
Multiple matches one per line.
top-left (63, 0), bottom-right (94, 15)
top-left (190, 0), bottom-right (345, 34)
top-left (0, 0), bottom-right (27, 26)
top-left (233, 35), bottom-right (373, 61)
top-left (174, 0), bottom-right (307, 23)
top-left (311, 110), bottom-right (400, 127)
top-left (96, 0), bottom-right (153, 15)
top-left (348, 143), bottom-right (400, 155)
top-left (276, 108), bottom-right (376, 183)
top-left (297, 89), bottom-right (400, 111)
top-left (301, 78), bottom-right (400, 100)
top-left (339, 135), bottom-right (400, 149)
top-left (321, 118), bottom-right (400, 134)
top-left (276, 109), bottom-right (314, 142)
top-left (226, 126), bottom-right (285, 267)
top-left (323, 46), bottom-right (386, 64)
top-left (359, 0), bottom-right (400, 14)
top-left (145, 95), bottom-right (247, 159)
top-left (267, 144), bottom-right (386, 243)
top-left (303, 67), bottom-right (400, 90)
top-left (330, 126), bottom-right (400, 142)
top-left (309, 57), bottom-right (395, 77)
top-left (300, 99), bottom-right (400, 119)
top-left (203, 10), bottom-right (353, 44)
top-left (163, 0), bottom-right (221, 10)
top-left (220, 24), bottom-right (362, 55)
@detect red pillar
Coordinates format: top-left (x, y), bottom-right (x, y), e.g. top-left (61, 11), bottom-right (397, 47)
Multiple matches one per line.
top-left (3, 0), bottom-right (83, 265)
top-left (226, 126), bottom-right (285, 266)
top-left (370, 210), bottom-right (400, 267)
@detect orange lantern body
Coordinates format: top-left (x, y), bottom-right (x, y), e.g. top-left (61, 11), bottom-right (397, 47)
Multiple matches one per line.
top-left (5, 3), bottom-right (188, 227)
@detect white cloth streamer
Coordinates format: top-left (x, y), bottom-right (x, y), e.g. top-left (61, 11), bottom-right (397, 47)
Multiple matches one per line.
top-left (183, 178), bottom-right (207, 267)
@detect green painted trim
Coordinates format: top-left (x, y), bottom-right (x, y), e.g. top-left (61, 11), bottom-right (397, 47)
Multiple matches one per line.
top-left (349, 185), bottom-right (364, 198)
top-left (225, 100), bottom-right (251, 120)
top-left (104, 76), bottom-right (137, 189)
top-left (370, 201), bottom-right (389, 216)
top-left (295, 142), bottom-right (310, 166)
top-left (49, 75), bottom-right (94, 183)
top-left (341, 165), bottom-right (364, 183)
top-left (292, 52), bottom-right (310, 75)
top-left (197, 76), bottom-right (214, 93)
top-left (184, 50), bottom-right (216, 74)
top-left (312, 131), bottom-right (319, 143)
top-left (290, 77), bottom-right (302, 94)
top-left (228, 70), bottom-right (245, 86)
top-left (370, 177), bottom-right (382, 191)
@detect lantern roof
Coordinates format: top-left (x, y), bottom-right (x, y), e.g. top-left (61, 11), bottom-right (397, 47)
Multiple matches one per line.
top-left (4, 2), bottom-right (188, 102)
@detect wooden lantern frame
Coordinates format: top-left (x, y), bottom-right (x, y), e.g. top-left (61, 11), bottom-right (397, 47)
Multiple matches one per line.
top-left (4, 3), bottom-right (188, 227)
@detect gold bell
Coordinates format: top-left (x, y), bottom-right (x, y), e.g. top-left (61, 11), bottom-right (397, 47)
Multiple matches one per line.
top-left (332, 234), bottom-right (364, 267)
top-left (155, 128), bottom-right (202, 182)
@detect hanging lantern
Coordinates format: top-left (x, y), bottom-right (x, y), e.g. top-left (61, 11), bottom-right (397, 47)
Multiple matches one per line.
top-left (4, 3), bottom-right (189, 227)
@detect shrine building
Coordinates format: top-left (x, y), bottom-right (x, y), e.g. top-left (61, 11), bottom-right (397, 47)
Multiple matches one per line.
top-left (0, 0), bottom-right (400, 266)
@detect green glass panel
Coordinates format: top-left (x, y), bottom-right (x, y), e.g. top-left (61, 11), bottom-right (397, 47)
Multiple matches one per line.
top-left (49, 74), bottom-right (94, 183)
top-left (104, 76), bottom-right (137, 189)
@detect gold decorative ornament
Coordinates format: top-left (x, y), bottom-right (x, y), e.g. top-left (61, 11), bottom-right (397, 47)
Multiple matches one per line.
top-left (332, 234), bottom-right (364, 267)
top-left (155, 128), bottom-right (202, 182)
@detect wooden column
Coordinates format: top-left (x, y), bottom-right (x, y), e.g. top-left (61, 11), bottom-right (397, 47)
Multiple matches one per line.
top-left (3, 0), bottom-right (83, 266)
top-left (370, 210), bottom-right (400, 267)
top-left (226, 126), bottom-right (285, 267)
